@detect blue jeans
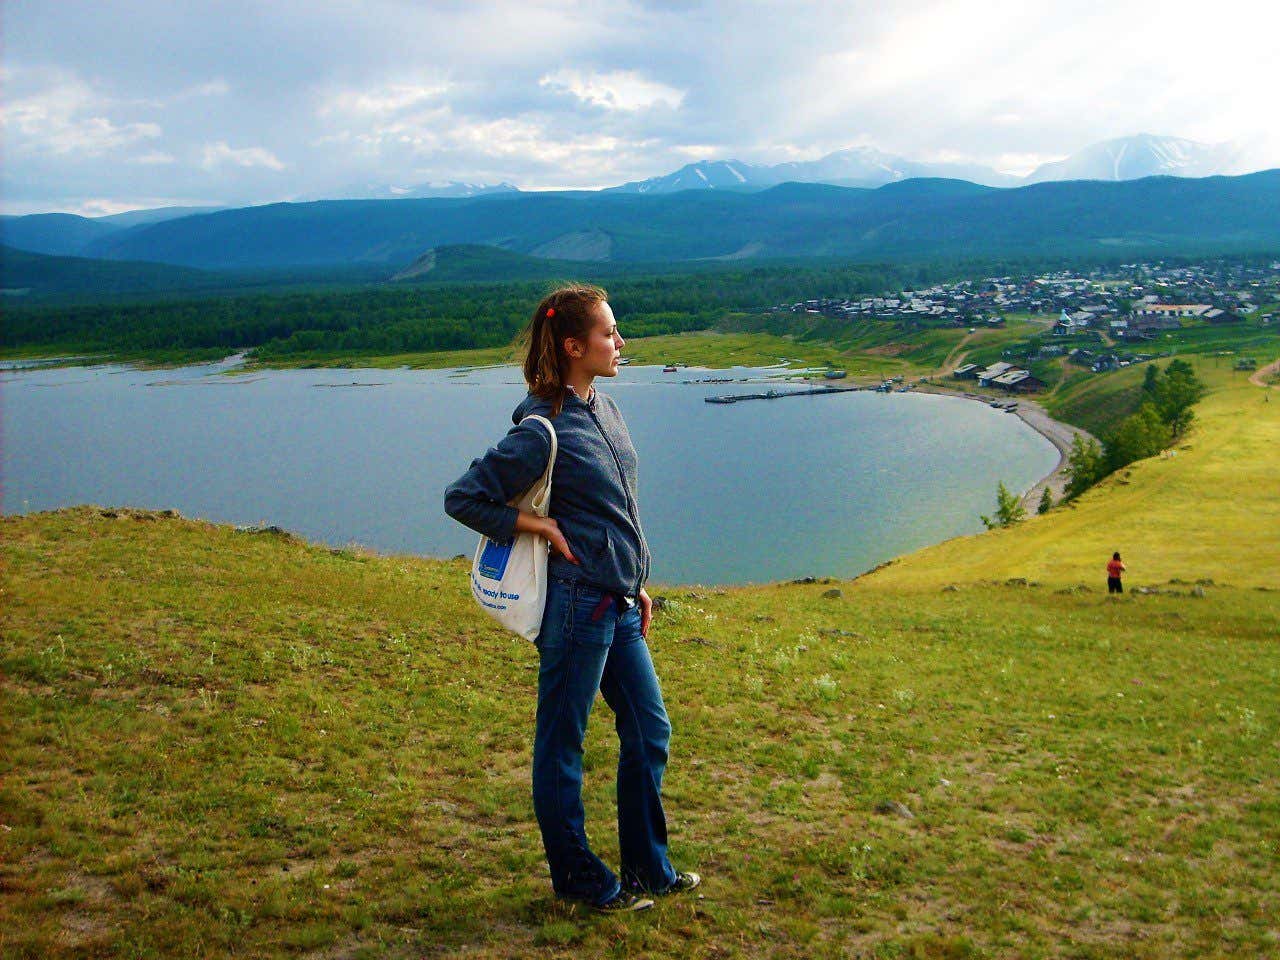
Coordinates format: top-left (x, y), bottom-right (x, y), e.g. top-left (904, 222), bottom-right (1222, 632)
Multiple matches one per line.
top-left (531, 577), bottom-right (678, 905)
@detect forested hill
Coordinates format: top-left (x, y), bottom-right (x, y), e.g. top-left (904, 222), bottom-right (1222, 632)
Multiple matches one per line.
top-left (49, 170), bottom-right (1280, 270)
top-left (0, 245), bottom-right (218, 298)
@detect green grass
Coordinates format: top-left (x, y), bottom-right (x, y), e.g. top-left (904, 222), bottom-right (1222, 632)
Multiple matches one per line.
top-left (5, 358), bottom-right (1274, 957)
top-left (238, 343), bottom-right (521, 371)
top-left (865, 361), bottom-right (1280, 591)
top-left (4, 507), bottom-right (1278, 958)
top-left (3, 353), bottom-right (1278, 958)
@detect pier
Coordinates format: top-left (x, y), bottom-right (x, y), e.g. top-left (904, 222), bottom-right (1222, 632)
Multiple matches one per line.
top-left (704, 385), bottom-right (864, 404)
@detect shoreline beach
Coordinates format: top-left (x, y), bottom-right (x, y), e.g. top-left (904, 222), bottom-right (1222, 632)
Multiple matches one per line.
top-left (907, 381), bottom-right (1097, 510)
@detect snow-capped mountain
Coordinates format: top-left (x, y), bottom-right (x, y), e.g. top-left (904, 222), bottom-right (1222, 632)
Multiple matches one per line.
top-left (302, 136), bottom-right (1257, 203)
top-left (608, 146), bottom-right (1017, 193)
top-left (608, 136), bottom-right (1256, 195)
top-left (607, 160), bottom-right (774, 193)
top-left (1024, 135), bottom-right (1246, 183)
top-left (772, 146), bottom-right (1019, 188)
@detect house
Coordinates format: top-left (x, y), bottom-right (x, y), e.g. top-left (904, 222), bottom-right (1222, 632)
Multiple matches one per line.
top-left (990, 369), bottom-right (1045, 393)
top-left (977, 361), bottom-right (1015, 386)
top-left (1203, 307), bottom-right (1242, 324)
top-left (1092, 354), bottom-right (1121, 373)
top-left (952, 363), bottom-right (980, 380)
top-left (1133, 303), bottom-right (1211, 318)
top-left (1054, 308), bottom-right (1096, 336)
top-left (1068, 348), bottom-right (1096, 365)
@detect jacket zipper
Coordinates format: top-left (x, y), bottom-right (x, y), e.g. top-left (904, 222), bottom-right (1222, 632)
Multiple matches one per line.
top-left (586, 406), bottom-right (649, 596)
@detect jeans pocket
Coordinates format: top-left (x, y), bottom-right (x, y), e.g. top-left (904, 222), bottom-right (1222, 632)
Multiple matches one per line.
top-left (569, 583), bottom-right (615, 648)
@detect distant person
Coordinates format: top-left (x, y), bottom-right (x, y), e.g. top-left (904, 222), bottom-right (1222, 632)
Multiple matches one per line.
top-left (1107, 552), bottom-right (1126, 594)
top-left (445, 283), bottom-right (698, 912)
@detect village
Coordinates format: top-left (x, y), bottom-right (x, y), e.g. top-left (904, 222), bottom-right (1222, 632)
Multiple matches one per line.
top-left (772, 258), bottom-right (1280, 393)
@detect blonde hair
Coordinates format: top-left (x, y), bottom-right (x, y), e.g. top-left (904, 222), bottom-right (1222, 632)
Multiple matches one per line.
top-left (521, 282), bottom-right (609, 416)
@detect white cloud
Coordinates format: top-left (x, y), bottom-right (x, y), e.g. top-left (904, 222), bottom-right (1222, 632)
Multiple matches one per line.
top-left (1, 74), bottom-right (161, 155)
top-left (6, 0), bottom-right (1280, 209)
top-left (132, 150), bottom-right (176, 165)
top-left (320, 80), bottom-right (451, 118)
top-left (539, 69), bottom-right (685, 112)
top-left (188, 79), bottom-right (230, 98)
top-left (200, 141), bottom-right (286, 171)
top-left (996, 152), bottom-right (1063, 177)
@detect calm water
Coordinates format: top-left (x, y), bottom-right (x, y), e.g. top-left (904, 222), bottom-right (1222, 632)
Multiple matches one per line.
top-left (1, 357), bottom-right (1057, 585)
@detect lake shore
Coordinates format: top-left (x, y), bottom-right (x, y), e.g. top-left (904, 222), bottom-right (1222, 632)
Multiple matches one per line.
top-left (877, 378), bottom-right (1097, 510)
top-left (1008, 397), bottom-right (1097, 508)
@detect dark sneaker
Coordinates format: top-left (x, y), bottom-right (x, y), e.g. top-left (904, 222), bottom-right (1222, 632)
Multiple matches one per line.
top-left (663, 871), bottom-right (701, 895)
top-left (593, 890), bottom-right (655, 913)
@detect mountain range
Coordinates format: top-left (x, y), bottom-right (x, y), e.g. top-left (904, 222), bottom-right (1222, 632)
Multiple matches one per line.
top-left (2, 170), bottom-right (1278, 294)
top-left (1, 135), bottom-right (1257, 262)
top-left (609, 135), bottom-right (1247, 194)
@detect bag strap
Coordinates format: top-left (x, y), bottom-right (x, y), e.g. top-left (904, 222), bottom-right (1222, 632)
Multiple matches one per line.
top-left (519, 415), bottom-right (558, 512)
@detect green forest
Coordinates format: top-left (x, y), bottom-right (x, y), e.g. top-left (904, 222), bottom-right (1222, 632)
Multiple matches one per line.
top-left (0, 261), bottom-right (947, 358)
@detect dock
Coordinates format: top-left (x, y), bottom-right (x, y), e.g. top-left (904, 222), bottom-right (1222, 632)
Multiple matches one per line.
top-left (704, 385), bottom-right (863, 404)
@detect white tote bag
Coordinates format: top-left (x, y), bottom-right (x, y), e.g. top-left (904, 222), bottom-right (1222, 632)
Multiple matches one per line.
top-left (469, 415), bottom-right (557, 640)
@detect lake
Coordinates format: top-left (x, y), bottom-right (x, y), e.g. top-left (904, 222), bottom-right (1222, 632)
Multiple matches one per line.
top-left (2, 357), bottom-right (1058, 585)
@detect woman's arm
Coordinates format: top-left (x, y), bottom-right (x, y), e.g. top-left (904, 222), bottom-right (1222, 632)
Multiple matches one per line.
top-left (638, 587), bottom-right (652, 638)
top-left (515, 512), bottom-right (578, 564)
top-left (444, 420), bottom-right (552, 542)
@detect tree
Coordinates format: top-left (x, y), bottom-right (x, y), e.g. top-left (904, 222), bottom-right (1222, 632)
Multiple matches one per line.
top-left (981, 481), bottom-right (1027, 529)
top-left (1141, 363), bottom-right (1161, 396)
top-left (1064, 434), bottom-right (1106, 499)
top-left (1105, 402), bottom-right (1173, 472)
top-left (1154, 359), bottom-right (1205, 437)
top-left (1038, 488), bottom-right (1054, 514)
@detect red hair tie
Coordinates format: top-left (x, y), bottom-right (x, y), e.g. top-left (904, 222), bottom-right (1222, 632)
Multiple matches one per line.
top-left (546, 307), bottom-right (555, 318)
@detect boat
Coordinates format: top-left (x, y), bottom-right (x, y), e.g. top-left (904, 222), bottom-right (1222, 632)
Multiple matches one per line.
top-left (824, 369), bottom-right (848, 380)
top-left (663, 365), bottom-right (677, 373)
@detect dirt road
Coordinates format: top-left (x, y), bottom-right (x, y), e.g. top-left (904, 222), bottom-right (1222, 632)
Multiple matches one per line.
top-left (1248, 357), bottom-right (1280, 388)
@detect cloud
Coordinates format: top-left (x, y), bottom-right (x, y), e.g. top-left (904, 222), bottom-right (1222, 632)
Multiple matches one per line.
top-left (539, 69), bottom-right (685, 112)
top-left (1, 73), bottom-right (162, 156)
top-left (320, 80), bottom-right (452, 118)
top-left (200, 141), bottom-right (286, 171)
top-left (187, 79), bottom-right (230, 98)
top-left (132, 150), bottom-right (176, 165)
top-left (4, 0), bottom-right (1280, 212)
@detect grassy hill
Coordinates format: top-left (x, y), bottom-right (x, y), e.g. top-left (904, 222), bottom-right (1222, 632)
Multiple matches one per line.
top-left (2, 359), bottom-right (1277, 958)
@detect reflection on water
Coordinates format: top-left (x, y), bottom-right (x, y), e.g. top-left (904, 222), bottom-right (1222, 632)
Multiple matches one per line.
top-left (2, 357), bottom-right (1057, 585)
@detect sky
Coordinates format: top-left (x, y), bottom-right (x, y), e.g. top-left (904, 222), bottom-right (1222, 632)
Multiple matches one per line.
top-left (4, 0), bottom-right (1280, 216)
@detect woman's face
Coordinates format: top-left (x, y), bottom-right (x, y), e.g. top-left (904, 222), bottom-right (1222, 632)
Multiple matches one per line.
top-left (567, 301), bottom-right (625, 379)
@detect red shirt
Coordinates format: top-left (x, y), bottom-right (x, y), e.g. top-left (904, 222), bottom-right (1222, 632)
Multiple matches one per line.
top-left (1107, 559), bottom-right (1126, 578)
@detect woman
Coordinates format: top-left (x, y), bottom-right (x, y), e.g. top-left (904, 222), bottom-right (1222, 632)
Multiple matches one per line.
top-left (445, 283), bottom-right (698, 912)
top-left (1107, 551), bottom-right (1127, 594)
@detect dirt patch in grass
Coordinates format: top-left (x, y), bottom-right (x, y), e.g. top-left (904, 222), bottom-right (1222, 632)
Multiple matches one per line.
top-left (863, 342), bottom-right (912, 357)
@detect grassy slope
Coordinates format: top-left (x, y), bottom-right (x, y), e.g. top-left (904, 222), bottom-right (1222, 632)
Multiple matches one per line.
top-left (3, 362), bottom-right (1278, 959)
top-left (865, 364), bottom-right (1280, 591)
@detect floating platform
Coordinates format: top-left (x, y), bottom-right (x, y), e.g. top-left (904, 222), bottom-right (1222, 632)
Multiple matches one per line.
top-left (704, 385), bottom-right (863, 404)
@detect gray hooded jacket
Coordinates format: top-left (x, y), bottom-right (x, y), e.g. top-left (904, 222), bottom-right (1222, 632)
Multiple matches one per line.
top-left (444, 389), bottom-right (651, 598)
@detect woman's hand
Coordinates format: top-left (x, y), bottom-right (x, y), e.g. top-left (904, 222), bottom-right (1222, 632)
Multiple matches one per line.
top-left (515, 512), bottom-right (578, 564)
top-left (638, 587), bottom-right (653, 638)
